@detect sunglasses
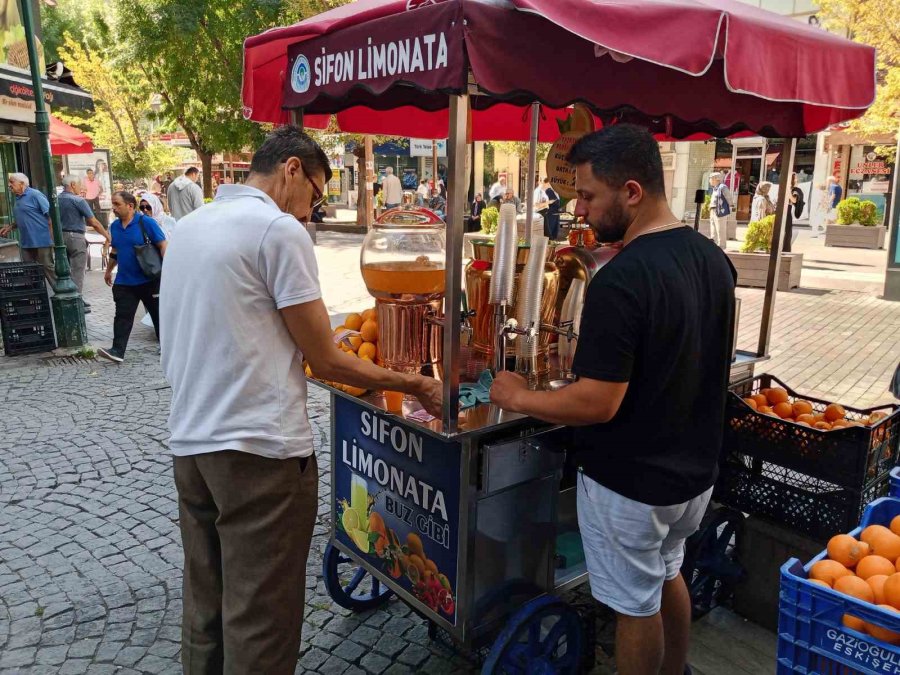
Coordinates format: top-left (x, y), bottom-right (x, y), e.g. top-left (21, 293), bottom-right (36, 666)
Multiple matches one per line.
top-left (139, 203), bottom-right (153, 213)
top-left (300, 161), bottom-right (328, 210)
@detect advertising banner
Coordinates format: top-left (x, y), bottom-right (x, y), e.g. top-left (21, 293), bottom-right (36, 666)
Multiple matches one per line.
top-left (332, 395), bottom-right (460, 624)
top-left (65, 150), bottom-right (112, 210)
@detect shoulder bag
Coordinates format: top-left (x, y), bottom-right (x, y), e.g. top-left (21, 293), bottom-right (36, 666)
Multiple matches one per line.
top-left (133, 214), bottom-right (163, 281)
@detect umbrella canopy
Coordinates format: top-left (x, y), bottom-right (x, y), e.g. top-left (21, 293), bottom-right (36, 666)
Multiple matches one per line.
top-left (243, 0), bottom-right (876, 139)
top-left (49, 115), bottom-right (94, 155)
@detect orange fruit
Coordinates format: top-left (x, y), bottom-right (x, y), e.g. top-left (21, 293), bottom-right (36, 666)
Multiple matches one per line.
top-left (824, 403), bottom-right (846, 422)
top-left (866, 606), bottom-right (900, 644)
top-left (869, 411), bottom-right (889, 426)
top-left (751, 394), bottom-right (769, 408)
top-left (759, 406), bottom-right (775, 415)
top-left (814, 421), bottom-right (833, 431)
top-left (828, 534), bottom-right (871, 568)
top-left (793, 400), bottom-right (814, 416)
top-left (358, 342), bottom-right (377, 361)
top-left (835, 574), bottom-right (876, 603)
top-left (869, 575), bottom-right (890, 604)
top-left (796, 421), bottom-right (811, 427)
top-left (832, 419), bottom-right (852, 429)
top-left (796, 414), bottom-right (816, 425)
top-left (361, 308), bottom-right (377, 322)
top-left (809, 559), bottom-right (853, 586)
top-left (809, 579), bottom-right (831, 588)
top-left (406, 532), bottom-right (424, 557)
top-left (814, 413), bottom-right (826, 422)
top-left (884, 573), bottom-right (900, 609)
top-left (344, 313), bottom-right (363, 331)
top-left (360, 319), bottom-right (378, 343)
top-left (766, 388), bottom-right (790, 405)
top-left (774, 402), bottom-right (794, 419)
top-left (857, 556), bottom-right (896, 580)
top-left (342, 384), bottom-right (367, 397)
top-left (333, 325), bottom-right (346, 334)
top-left (347, 335), bottom-right (363, 352)
top-left (890, 516), bottom-right (900, 538)
top-left (862, 527), bottom-right (900, 560)
top-left (844, 614), bottom-right (867, 632)
top-left (743, 397), bottom-right (758, 411)
top-left (368, 511), bottom-right (388, 556)
top-left (425, 558), bottom-right (438, 575)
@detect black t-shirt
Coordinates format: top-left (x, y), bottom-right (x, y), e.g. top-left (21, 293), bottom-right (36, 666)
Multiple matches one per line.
top-left (572, 227), bottom-right (737, 506)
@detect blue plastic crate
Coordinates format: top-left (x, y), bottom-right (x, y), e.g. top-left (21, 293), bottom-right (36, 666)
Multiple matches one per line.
top-left (778, 497), bottom-right (900, 674)
top-left (890, 467), bottom-right (900, 499)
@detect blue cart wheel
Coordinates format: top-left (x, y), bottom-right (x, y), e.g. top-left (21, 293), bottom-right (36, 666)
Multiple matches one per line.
top-left (323, 541), bottom-right (394, 611)
top-left (482, 595), bottom-right (584, 675)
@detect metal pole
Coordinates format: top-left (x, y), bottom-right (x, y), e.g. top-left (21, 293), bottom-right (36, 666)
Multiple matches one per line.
top-left (441, 94), bottom-right (469, 434)
top-left (290, 109), bottom-right (304, 131)
top-left (524, 103), bottom-right (540, 242)
top-left (19, 0), bottom-right (86, 347)
top-left (882, 129), bottom-right (900, 300)
top-left (757, 137), bottom-right (797, 357)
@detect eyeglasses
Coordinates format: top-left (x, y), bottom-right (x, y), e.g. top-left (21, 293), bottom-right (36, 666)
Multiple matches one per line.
top-left (300, 161), bottom-right (328, 210)
top-left (139, 204), bottom-right (153, 213)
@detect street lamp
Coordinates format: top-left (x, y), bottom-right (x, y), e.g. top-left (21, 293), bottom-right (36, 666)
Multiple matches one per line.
top-left (19, 0), bottom-right (86, 347)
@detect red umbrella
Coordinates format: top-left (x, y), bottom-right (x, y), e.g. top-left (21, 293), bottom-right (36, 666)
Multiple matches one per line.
top-left (242, 0), bottom-right (875, 138)
top-left (49, 115), bottom-right (94, 155)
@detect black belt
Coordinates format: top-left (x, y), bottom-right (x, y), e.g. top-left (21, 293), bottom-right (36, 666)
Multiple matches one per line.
top-left (62, 230), bottom-right (85, 234)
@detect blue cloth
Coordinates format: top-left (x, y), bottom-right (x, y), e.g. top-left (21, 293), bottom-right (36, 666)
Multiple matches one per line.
top-left (827, 183), bottom-right (843, 209)
top-left (459, 370), bottom-right (494, 410)
top-left (110, 214), bottom-right (165, 286)
top-left (14, 187), bottom-right (51, 248)
top-left (58, 191), bottom-right (95, 233)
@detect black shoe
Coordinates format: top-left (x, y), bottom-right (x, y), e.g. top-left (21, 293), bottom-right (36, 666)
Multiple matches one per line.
top-left (98, 347), bottom-right (124, 363)
top-left (83, 301), bottom-right (91, 308)
top-left (83, 306), bottom-right (91, 314)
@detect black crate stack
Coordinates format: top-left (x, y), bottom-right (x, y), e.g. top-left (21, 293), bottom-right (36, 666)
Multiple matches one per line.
top-left (0, 262), bottom-right (56, 356)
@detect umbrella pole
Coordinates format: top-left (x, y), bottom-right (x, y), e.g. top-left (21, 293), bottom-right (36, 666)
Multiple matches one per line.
top-left (757, 137), bottom-right (797, 357)
top-left (524, 103), bottom-right (540, 243)
top-left (441, 94), bottom-right (470, 434)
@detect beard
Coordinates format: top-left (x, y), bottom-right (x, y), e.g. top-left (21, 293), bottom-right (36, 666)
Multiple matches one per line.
top-left (589, 197), bottom-right (631, 243)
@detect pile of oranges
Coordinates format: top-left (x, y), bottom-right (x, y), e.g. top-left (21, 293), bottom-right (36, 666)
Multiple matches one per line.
top-left (811, 523), bottom-right (900, 643)
top-left (742, 387), bottom-right (887, 432)
top-left (305, 308), bottom-right (380, 397)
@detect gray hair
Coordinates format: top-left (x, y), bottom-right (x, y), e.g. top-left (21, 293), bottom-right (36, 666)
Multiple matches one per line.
top-left (61, 174), bottom-right (80, 188)
top-left (8, 172), bottom-right (28, 186)
top-left (385, 166), bottom-right (394, 175)
top-left (709, 172), bottom-right (723, 181)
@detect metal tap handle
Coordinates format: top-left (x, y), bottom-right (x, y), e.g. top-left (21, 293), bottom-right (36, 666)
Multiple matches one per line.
top-left (540, 322), bottom-right (579, 342)
top-left (504, 319), bottom-right (538, 343)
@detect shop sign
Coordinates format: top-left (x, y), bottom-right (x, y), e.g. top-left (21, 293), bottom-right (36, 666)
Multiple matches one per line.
top-left (862, 180), bottom-right (890, 194)
top-left (410, 138), bottom-right (446, 157)
top-left (333, 396), bottom-right (460, 624)
top-left (850, 161), bottom-right (891, 176)
top-left (545, 104), bottom-right (595, 199)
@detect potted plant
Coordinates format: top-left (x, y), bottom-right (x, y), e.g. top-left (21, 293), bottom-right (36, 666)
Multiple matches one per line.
top-left (698, 193), bottom-right (711, 236)
top-left (825, 197), bottom-right (885, 249)
top-left (726, 215), bottom-right (803, 291)
top-left (480, 206), bottom-right (499, 235)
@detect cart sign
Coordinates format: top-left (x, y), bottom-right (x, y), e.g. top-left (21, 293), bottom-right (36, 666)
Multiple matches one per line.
top-left (819, 628), bottom-right (900, 674)
top-left (333, 396), bottom-right (461, 624)
top-left (284, 1), bottom-right (465, 110)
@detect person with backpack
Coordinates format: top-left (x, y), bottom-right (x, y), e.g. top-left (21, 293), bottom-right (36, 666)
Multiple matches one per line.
top-left (708, 172), bottom-right (732, 249)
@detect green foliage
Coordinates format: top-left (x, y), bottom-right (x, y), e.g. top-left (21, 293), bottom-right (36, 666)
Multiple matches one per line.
top-left (480, 206), bottom-right (499, 235)
top-left (700, 193), bottom-right (711, 220)
top-left (741, 215), bottom-right (776, 253)
top-left (41, 0), bottom-right (111, 62)
top-left (836, 197), bottom-right (879, 225)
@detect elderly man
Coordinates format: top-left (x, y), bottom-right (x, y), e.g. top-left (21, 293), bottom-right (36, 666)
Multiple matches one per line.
top-left (159, 126), bottom-right (441, 674)
top-left (59, 175), bottom-right (111, 312)
top-left (381, 166), bottom-right (403, 209)
top-left (708, 171), bottom-right (732, 249)
top-left (1, 173), bottom-right (55, 283)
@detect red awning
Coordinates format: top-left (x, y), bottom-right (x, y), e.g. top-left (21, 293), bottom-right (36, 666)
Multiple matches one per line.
top-left (50, 115), bottom-right (94, 155)
top-left (242, 0), bottom-right (876, 139)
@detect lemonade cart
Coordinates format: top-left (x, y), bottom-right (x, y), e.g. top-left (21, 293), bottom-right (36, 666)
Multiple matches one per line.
top-left (242, 1), bottom-right (875, 670)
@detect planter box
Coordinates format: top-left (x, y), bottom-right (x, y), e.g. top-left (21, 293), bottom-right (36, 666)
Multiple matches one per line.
top-left (727, 251), bottom-right (803, 291)
top-left (728, 213), bottom-right (737, 240)
top-left (824, 224), bottom-right (886, 249)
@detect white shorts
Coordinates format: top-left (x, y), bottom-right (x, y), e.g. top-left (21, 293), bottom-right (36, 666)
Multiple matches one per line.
top-left (577, 473), bottom-right (713, 617)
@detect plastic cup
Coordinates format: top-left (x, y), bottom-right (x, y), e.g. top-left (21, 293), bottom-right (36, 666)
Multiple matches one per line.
top-left (384, 390), bottom-right (404, 413)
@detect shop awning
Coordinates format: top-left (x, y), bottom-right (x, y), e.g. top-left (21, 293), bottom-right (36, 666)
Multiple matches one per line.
top-left (243, 0), bottom-right (877, 139)
top-left (0, 65), bottom-right (93, 114)
top-left (49, 115), bottom-right (93, 155)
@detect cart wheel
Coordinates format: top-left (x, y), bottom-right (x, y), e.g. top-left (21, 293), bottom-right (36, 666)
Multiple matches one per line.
top-left (481, 595), bottom-right (583, 675)
top-left (323, 541), bottom-right (394, 612)
top-left (681, 506), bottom-right (745, 620)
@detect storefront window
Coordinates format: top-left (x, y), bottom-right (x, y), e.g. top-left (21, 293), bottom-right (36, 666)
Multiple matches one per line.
top-left (0, 144), bottom-right (18, 233)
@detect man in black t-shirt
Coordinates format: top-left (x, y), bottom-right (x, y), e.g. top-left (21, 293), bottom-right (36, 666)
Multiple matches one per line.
top-left (491, 125), bottom-right (736, 675)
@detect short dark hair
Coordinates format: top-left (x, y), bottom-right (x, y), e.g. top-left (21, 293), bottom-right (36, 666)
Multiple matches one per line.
top-left (184, 167), bottom-right (199, 177)
top-left (567, 124), bottom-right (665, 197)
top-left (250, 125), bottom-right (333, 183)
top-left (113, 191), bottom-right (137, 207)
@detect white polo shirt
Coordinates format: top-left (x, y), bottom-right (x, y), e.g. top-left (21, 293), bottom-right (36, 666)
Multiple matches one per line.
top-left (159, 184), bottom-right (321, 459)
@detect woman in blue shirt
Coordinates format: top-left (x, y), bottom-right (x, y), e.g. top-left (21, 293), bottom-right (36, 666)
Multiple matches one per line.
top-left (98, 191), bottom-right (167, 363)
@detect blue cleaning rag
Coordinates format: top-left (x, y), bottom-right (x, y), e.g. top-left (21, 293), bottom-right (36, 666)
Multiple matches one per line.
top-left (459, 369), bottom-right (494, 410)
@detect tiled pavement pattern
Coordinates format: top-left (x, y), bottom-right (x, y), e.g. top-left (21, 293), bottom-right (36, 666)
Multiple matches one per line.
top-left (2, 231), bottom-right (899, 674)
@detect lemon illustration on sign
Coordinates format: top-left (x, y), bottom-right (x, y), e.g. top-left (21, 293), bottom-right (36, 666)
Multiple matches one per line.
top-left (341, 507), bottom-right (360, 534)
top-left (349, 528), bottom-right (370, 554)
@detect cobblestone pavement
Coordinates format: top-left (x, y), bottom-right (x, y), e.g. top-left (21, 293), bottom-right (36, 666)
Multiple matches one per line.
top-left (2, 231), bottom-right (899, 674)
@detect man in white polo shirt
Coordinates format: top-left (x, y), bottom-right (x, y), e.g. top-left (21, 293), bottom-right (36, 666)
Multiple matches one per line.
top-left (159, 126), bottom-right (441, 674)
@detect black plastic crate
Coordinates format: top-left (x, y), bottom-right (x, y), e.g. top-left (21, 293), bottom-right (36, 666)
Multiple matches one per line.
top-left (0, 262), bottom-right (45, 293)
top-left (0, 289), bottom-right (51, 322)
top-left (725, 374), bottom-right (899, 489)
top-left (2, 316), bottom-right (56, 356)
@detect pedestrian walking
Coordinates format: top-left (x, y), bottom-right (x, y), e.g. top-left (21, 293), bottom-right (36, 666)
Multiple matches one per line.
top-left (166, 167), bottom-right (204, 221)
top-left (416, 179), bottom-right (430, 206)
top-left (783, 172), bottom-right (803, 253)
top-left (137, 190), bottom-right (177, 238)
top-left (541, 177), bottom-right (561, 240)
top-left (708, 171), bottom-right (732, 249)
top-left (489, 175), bottom-right (507, 201)
top-left (750, 181), bottom-right (776, 223)
top-left (158, 125), bottom-right (441, 675)
top-left (1, 173), bottom-right (55, 283)
top-left (59, 174), bottom-right (111, 312)
top-left (97, 191), bottom-right (167, 364)
top-left (491, 124), bottom-right (736, 675)
top-left (826, 175), bottom-right (842, 210)
top-left (381, 166), bottom-right (403, 209)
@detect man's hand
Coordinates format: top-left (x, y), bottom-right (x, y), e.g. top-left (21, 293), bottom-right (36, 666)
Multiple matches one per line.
top-left (490, 371), bottom-right (529, 411)
top-left (0, 225), bottom-right (10, 237)
top-left (104, 268), bottom-right (113, 286)
top-left (411, 376), bottom-right (442, 418)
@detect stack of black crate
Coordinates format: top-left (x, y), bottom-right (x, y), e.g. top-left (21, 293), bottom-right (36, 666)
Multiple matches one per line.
top-left (0, 262), bottom-right (56, 356)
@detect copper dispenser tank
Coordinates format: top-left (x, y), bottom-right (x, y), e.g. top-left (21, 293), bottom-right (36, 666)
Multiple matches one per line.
top-left (465, 240), bottom-right (560, 376)
top-left (360, 208), bottom-right (446, 377)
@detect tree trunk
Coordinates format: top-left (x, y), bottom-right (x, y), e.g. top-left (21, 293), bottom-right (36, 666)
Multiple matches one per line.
top-left (199, 150), bottom-right (213, 199)
top-left (354, 136), bottom-right (375, 227)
